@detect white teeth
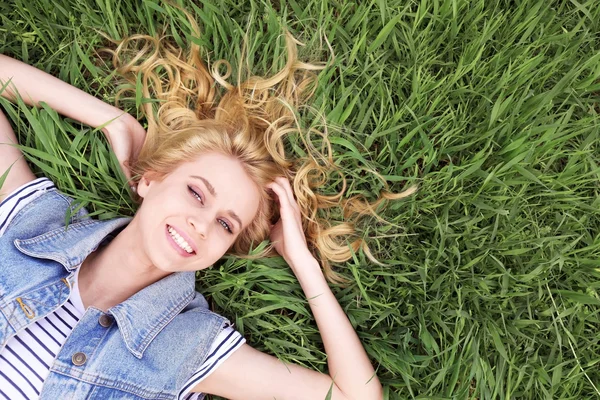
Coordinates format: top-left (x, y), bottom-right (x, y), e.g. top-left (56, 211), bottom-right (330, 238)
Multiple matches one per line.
top-left (168, 226), bottom-right (193, 254)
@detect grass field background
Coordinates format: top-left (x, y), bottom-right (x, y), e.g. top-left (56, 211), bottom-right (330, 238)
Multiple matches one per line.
top-left (2, 0), bottom-right (600, 398)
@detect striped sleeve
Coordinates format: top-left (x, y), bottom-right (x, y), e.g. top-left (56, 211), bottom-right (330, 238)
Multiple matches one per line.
top-left (179, 325), bottom-right (246, 400)
top-left (0, 177), bottom-right (55, 236)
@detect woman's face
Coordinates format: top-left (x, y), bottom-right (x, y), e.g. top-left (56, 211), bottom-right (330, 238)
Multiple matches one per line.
top-left (134, 152), bottom-right (261, 273)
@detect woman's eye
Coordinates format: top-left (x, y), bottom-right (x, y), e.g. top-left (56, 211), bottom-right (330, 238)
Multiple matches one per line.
top-left (188, 185), bottom-right (232, 234)
top-left (219, 219), bottom-right (233, 234)
top-left (188, 186), bottom-right (204, 205)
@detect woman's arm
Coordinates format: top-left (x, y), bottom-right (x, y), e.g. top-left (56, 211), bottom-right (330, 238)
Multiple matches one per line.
top-left (0, 109), bottom-right (36, 202)
top-left (0, 55), bottom-right (124, 133)
top-left (193, 177), bottom-right (383, 400)
top-left (0, 55), bottom-right (146, 179)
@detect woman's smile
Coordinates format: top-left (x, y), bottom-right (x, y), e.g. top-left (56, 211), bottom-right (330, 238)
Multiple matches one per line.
top-left (166, 224), bottom-right (197, 257)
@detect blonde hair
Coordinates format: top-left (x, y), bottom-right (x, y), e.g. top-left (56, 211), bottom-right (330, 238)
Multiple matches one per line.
top-left (103, 19), bottom-right (415, 283)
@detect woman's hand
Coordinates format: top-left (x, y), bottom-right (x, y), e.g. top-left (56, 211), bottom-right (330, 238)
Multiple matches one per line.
top-left (102, 112), bottom-right (146, 183)
top-left (268, 177), bottom-right (316, 272)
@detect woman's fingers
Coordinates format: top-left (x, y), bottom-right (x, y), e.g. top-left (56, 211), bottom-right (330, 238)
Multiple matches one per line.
top-left (269, 181), bottom-right (301, 227)
top-left (270, 180), bottom-right (298, 217)
top-left (277, 177), bottom-right (300, 211)
top-left (104, 113), bottom-right (146, 186)
top-left (268, 179), bottom-right (310, 264)
top-left (269, 182), bottom-right (291, 211)
top-left (273, 177), bottom-right (302, 222)
top-left (105, 130), bottom-right (132, 180)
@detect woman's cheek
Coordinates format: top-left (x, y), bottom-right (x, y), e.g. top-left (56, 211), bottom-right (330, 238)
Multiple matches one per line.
top-left (169, 194), bottom-right (187, 211)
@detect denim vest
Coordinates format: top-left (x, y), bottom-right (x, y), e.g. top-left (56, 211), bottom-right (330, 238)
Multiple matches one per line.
top-left (0, 187), bottom-right (226, 399)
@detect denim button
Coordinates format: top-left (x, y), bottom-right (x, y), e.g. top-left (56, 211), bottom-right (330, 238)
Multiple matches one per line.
top-left (72, 352), bottom-right (87, 366)
top-left (99, 314), bottom-right (113, 327)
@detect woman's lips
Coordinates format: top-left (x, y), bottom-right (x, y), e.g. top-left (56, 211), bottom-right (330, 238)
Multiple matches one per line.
top-left (165, 224), bottom-right (196, 257)
top-left (169, 225), bottom-right (198, 252)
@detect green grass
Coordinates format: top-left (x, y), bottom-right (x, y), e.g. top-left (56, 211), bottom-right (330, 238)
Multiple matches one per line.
top-left (2, 0), bottom-right (600, 398)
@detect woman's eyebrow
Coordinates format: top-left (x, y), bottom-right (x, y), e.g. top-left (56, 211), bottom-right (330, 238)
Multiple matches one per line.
top-left (190, 175), bottom-right (242, 229)
top-left (191, 175), bottom-right (217, 197)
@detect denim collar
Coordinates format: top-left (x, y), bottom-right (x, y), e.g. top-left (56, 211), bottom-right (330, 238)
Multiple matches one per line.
top-left (14, 217), bottom-right (197, 358)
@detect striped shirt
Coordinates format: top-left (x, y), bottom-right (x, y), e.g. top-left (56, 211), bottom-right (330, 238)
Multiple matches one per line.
top-left (0, 178), bottom-right (244, 399)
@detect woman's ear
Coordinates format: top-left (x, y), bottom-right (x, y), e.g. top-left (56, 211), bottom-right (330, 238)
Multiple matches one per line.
top-left (136, 172), bottom-right (155, 199)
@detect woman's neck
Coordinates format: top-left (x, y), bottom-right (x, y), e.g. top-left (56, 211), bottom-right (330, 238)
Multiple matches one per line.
top-left (77, 220), bottom-right (170, 312)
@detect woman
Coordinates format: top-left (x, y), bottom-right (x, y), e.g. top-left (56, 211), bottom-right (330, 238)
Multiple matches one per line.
top-left (0, 23), bottom-right (407, 399)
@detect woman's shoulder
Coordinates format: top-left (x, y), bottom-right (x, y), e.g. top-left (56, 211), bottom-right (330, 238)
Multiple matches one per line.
top-left (0, 177), bottom-right (90, 238)
top-left (0, 177), bottom-right (57, 234)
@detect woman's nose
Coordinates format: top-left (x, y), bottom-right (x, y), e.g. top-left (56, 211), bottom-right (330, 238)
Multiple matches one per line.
top-left (188, 216), bottom-right (208, 239)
